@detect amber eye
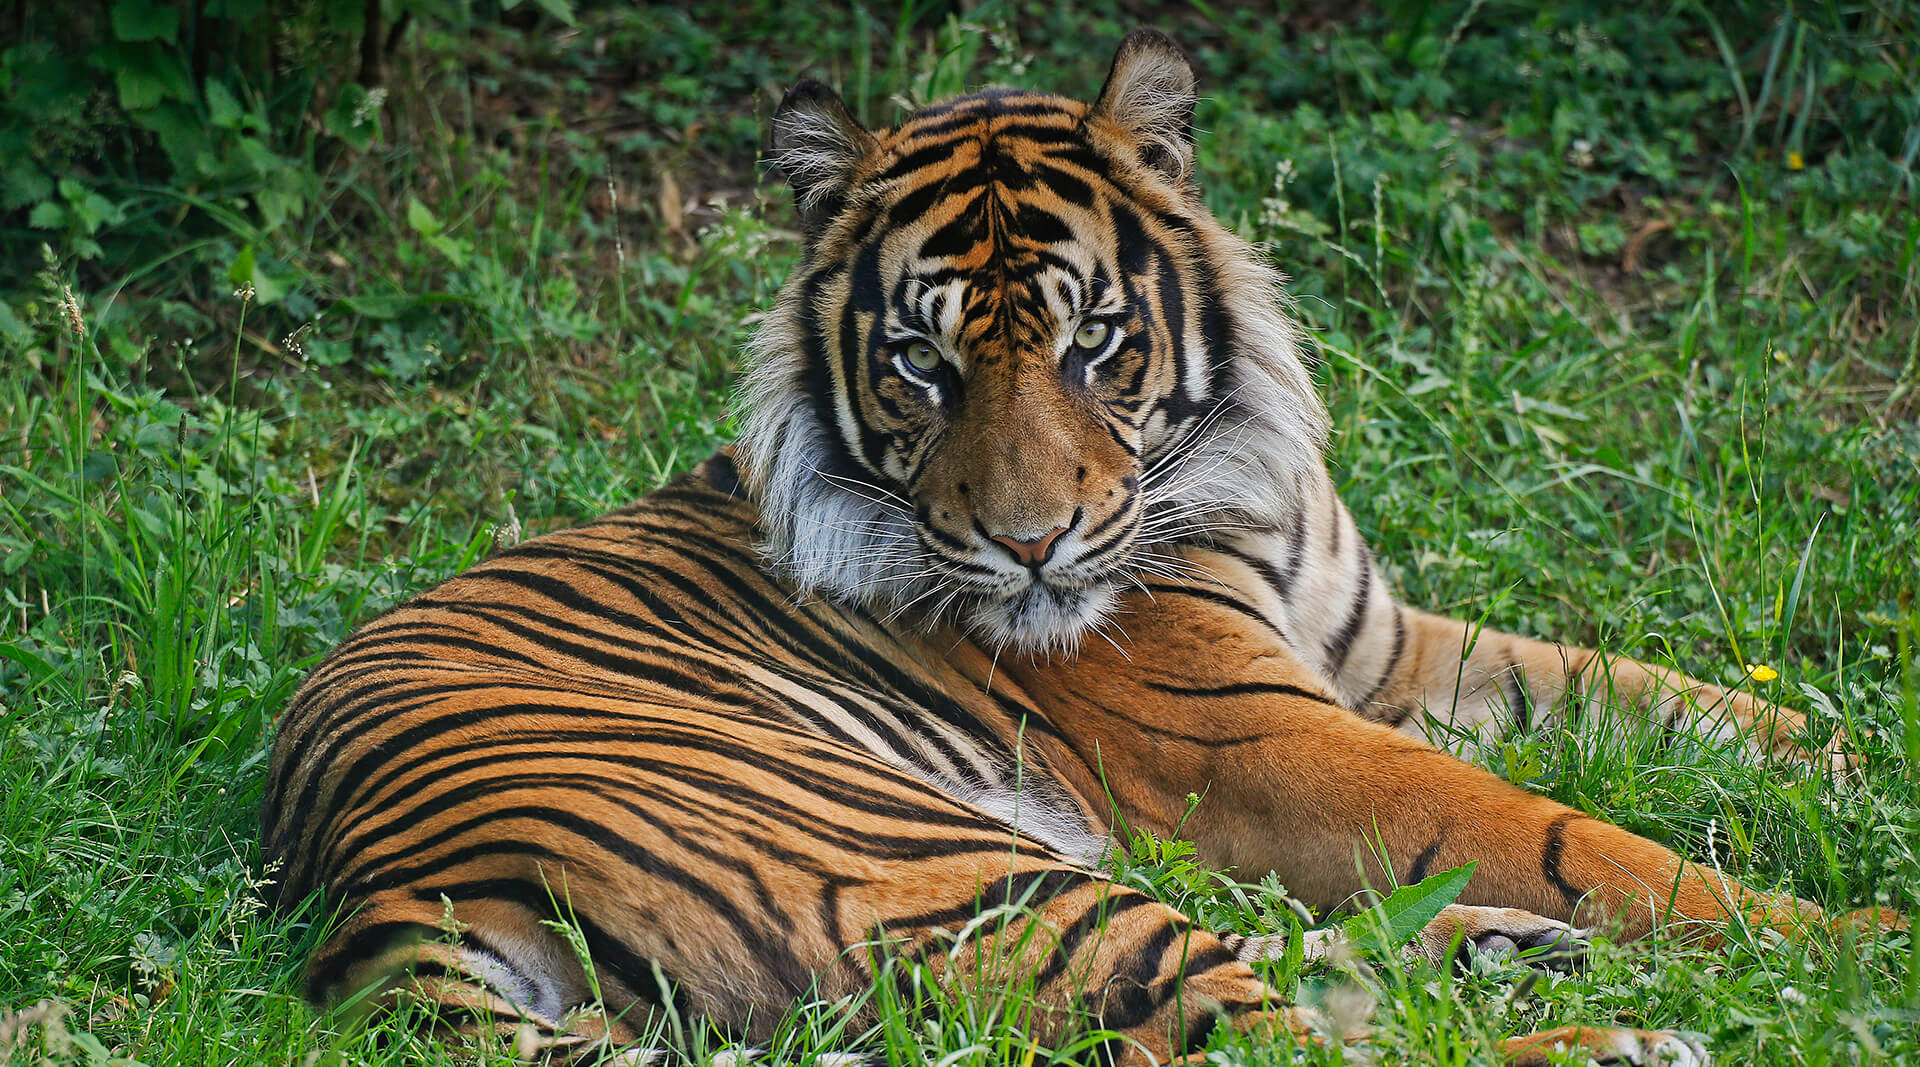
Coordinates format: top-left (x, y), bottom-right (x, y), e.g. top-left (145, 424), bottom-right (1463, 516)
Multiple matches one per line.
top-left (900, 341), bottom-right (942, 373)
top-left (1073, 321), bottom-right (1111, 350)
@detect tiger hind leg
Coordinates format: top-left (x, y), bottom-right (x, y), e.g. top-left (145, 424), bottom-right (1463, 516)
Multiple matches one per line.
top-left (307, 874), bottom-right (1703, 1066)
top-left (307, 892), bottom-right (638, 1059)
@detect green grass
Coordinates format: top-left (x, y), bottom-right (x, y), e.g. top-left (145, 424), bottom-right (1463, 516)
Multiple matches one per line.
top-left (2, 2), bottom-right (1917, 1063)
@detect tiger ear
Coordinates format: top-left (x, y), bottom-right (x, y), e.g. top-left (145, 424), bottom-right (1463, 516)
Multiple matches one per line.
top-left (1091, 29), bottom-right (1197, 183)
top-left (770, 80), bottom-right (876, 239)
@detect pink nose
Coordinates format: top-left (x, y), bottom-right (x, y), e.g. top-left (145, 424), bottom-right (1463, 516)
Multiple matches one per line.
top-left (990, 526), bottom-right (1069, 567)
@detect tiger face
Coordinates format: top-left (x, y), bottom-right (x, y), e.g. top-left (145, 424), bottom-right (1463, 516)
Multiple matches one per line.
top-left (737, 31), bottom-right (1330, 652)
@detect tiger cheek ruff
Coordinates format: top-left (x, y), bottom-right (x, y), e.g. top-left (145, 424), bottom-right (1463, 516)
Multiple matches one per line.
top-left (264, 28), bottom-right (1879, 1067)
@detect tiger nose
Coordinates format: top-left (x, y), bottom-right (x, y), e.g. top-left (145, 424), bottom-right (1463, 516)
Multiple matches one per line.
top-left (989, 526), bottom-right (1069, 567)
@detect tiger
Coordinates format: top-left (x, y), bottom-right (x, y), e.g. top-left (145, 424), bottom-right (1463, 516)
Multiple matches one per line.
top-left (264, 29), bottom-right (1886, 1067)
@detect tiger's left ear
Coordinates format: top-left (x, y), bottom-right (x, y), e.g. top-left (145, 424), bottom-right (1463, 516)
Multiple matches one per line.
top-left (770, 80), bottom-right (877, 240)
top-left (1091, 29), bottom-right (1197, 183)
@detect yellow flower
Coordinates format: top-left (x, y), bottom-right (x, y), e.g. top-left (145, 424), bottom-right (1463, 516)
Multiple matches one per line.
top-left (1746, 663), bottom-right (1780, 682)
top-left (1786, 151), bottom-right (1805, 170)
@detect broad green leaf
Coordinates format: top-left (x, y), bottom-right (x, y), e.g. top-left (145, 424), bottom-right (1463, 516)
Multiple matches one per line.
top-left (112, 0), bottom-right (179, 42)
top-left (339, 294), bottom-right (411, 320)
top-left (427, 233), bottom-right (472, 268)
top-left (205, 78), bottom-right (243, 128)
top-left (406, 197), bottom-right (443, 237)
top-left (0, 638), bottom-right (59, 676)
top-left (115, 62), bottom-right (169, 110)
top-left (255, 183), bottom-right (308, 234)
top-left (1342, 861), bottom-right (1476, 950)
top-left (3, 166), bottom-right (54, 211)
top-left (127, 99), bottom-right (212, 174)
top-left (27, 200), bottom-right (65, 229)
top-left (228, 245), bottom-right (257, 287)
top-left (227, 244), bottom-right (289, 304)
top-left (108, 46), bottom-right (192, 110)
top-left (80, 449), bottom-right (117, 481)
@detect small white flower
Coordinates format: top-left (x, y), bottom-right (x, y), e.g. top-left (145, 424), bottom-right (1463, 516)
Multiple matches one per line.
top-left (353, 87), bottom-right (388, 127)
top-left (1780, 985), bottom-right (1808, 1006)
top-left (282, 322), bottom-right (312, 358)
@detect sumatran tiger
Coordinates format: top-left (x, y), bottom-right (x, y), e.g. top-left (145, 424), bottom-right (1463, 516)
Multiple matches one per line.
top-left (264, 30), bottom-right (1886, 1066)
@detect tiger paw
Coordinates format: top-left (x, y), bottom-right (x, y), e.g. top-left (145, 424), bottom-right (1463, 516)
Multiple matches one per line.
top-left (1414, 904), bottom-right (1587, 973)
top-left (1729, 691), bottom-right (1856, 777)
top-left (1232, 1004), bottom-right (1334, 1044)
top-left (1834, 906), bottom-right (1908, 936)
top-left (1800, 722), bottom-right (1859, 779)
top-left (1502, 1026), bottom-right (1710, 1066)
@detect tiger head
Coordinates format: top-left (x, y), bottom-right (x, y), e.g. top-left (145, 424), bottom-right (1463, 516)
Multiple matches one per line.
top-left (736, 30), bottom-right (1329, 653)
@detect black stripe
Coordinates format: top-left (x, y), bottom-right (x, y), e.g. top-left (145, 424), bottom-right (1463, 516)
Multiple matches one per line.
top-left (1089, 919), bottom-right (1189, 1030)
top-left (1138, 582), bottom-right (1285, 639)
top-left (886, 868), bottom-right (1093, 933)
top-left (499, 525), bottom-right (1032, 778)
top-left (1540, 813), bottom-right (1586, 909)
top-left (1033, 891), bottom-right (1160, 990)
top-left (334, 759), bottom-right (1033, 888)
top-left (1406, 830), bottom-right (1446, 885)
top-left (1274, 506), bottom-right (1310, 593)
top-left (1360, 606), bottom-right (1408, 709)
top-left (1322, 543), bottom-right (1373, 676)
top-left (1180, 1008), bottom-right (1223, 1055)
top-left (702, 452), bottom-right (744, 497)
top-left (1078, 489), bottom-right (1137, 543)
top-left (1501, 665), bottom-right (1535, 733)
top-left (1144, 679), bottom-right (1339, 706)
top-left (420, 876), bottom-right (714, 1007)
top-left (305, 693), bottom-right (999, 887)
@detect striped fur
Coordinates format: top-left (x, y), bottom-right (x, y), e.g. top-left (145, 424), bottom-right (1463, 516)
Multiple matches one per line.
top-left (266, 30), bottom-right (1881, 1066)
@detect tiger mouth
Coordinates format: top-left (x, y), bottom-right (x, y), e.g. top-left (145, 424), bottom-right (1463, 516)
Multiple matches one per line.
top-left (963, 578), bottom-right (1123, 653)
top-left (902, 508), bottom-right (1146, 650)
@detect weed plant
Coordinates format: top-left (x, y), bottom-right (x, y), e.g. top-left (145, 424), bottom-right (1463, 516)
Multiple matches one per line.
top-left (1, 2), bottom-right (1916, 1064)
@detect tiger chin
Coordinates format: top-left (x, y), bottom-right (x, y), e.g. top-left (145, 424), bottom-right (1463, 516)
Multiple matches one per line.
top-left (266, 28), bottom-right (1894, 1067)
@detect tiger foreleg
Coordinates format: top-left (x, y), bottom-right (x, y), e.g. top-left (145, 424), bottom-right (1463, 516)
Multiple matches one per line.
top-left (1191, 707), bottom-right (1828, 943)
top-left (1010, 595), bottom-right (1829, 945)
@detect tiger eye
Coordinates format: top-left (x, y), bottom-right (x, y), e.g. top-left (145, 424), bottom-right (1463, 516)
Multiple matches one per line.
top-left (1074, 321), bottom-right (1110, 350)
top-left (902, 341), bottom-right (942, 372)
